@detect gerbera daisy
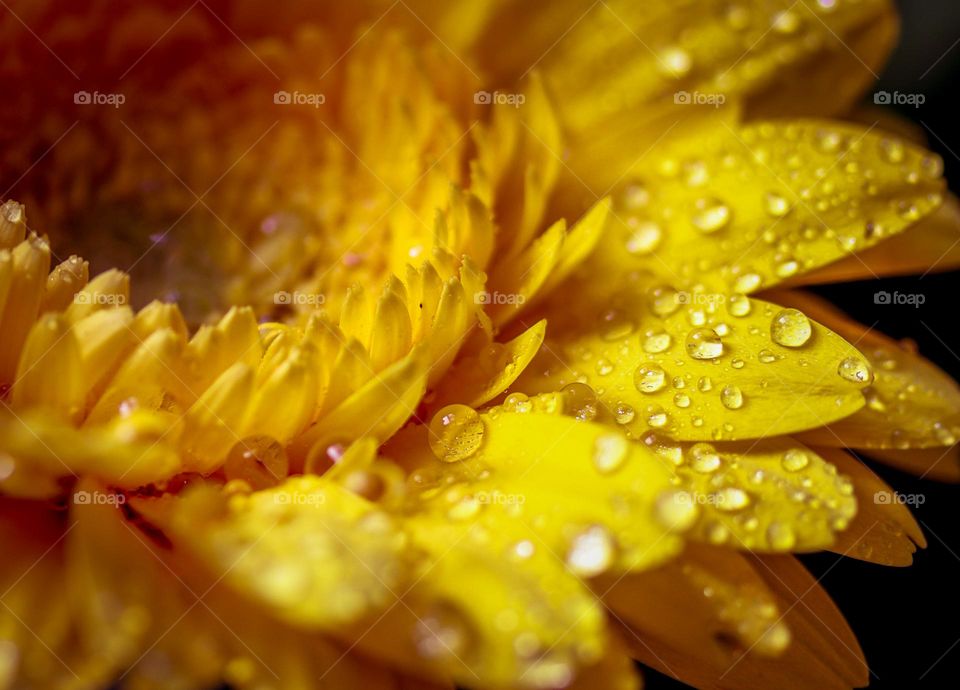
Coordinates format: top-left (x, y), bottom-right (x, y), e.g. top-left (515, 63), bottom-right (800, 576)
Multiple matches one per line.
top-left (2, 1), bottom-right (958, 689)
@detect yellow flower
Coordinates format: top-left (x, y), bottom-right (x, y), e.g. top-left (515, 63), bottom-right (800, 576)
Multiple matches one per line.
top-left (1, 1), bottom-right (958, 689)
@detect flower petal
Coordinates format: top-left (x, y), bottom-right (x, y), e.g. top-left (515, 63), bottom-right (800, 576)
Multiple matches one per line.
top-left (517, 294), bottom-right (869, 441)
top-left (775, 290), bottom-right (960, 451)
top-left (815, 447), bottom-right (925, 566)
top-left (641, 436), bottom-right (857, 552)
top-left (589, 120), bottom-right (943, 296)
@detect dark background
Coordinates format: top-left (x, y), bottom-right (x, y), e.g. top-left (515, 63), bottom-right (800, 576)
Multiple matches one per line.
top-left (649, 1), bottom-right (960, 688)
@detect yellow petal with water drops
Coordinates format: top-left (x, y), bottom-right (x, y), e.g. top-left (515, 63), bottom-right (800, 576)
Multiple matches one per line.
top-left (41, 255), bottom-right (89, 313)
top-left (602, 543), bottom-right (790, 681)
top-left (86, 329), bottom-right (187, 424)
top-left (339, 283), bottom-right (373, 347)
top-left (11, 313), bottom-right (84, 421)
top-left (517, 294), bottom-right (869, 441)
top-left (180, 362), bottom-right (255, 473)
top-left (428, 320), bottom-right (547, 411)
top-left (0, 234), bottom-right (50, 383)
top-left (640, 435), bottom-right (856, 552)
top-left (0, 199), bottom-right (27, 249)
top-left (0, 410), bottom-right (181, 493)
top-left (64, 268), bottom-right (130, 324)
top-left (591, 120), bottom-right (943, 295)
top-left (159, 477), bottom-right (409, 631)
top-left (816, 447), bottom-right (925, 566)
top-left (244, 345), bottom-right (318, 443)
top-left (388, 410), bottom-right (682, 575)
top-left (787, 193), bottom-right (960, 285)
top-left (357, 514), bottom-right (607, 690)
top-left (775, 290), bottom-right (960, 451)
top-left (298, 344), bottom-right (430, 471)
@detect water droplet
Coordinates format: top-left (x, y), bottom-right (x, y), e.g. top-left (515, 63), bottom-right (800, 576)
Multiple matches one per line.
top-left (225, 436), bottom-right (288, 490)
top-left (644, 331), bottom-right (673, 353)
top-left (654, 490), bottom-right (700, 532)
top-left (647, 406), bottom-right (670, 428)
top-left (626, 221), bottom-right (663, 255)
top-left (720, 385), bottom-right (744, 410)
top-left (634, 364), bottom-right (668, 393)
top-left (595, 357), bottom-right (614, 376)
top-left (660, 46), bottom-right (692, 77)
top-left (429, 405), bottom-right (484, 463)
top-left (674, 392), bottom-right (691, 408)
top-left (691, 198), bottom-right (732, 233)
top-left (772, 10), bottom-right (800, 33)
top-left (766, 522), bottom-right (796, 550)
top-left (622, 183), bottom-right (650, 209)
top-left (733, 273), bottom-right (762, 293)
top-left (566, 526), bottom-right (616, 577)
top-left (690, 443), bottom-right (721, 473)
top-left (414, 602), bottom-right (475, 660)
top-left (837, 356), bottom-right (873, 384)
top-left (594, 433), bottom-right (629, 474)
top-left (649, 286), bottom-right (681, 316)
top-left (614, 403), bottom-right (636, 425)
top-left (770, 308), bottom-right (812, 347)
top-left (697, 376), bottom-right (713, 392)
top-left (764, 192), bottom-right (791, 217)
top-left (714, 487), bottom-right (751, 512)
top-left (879, 138), bottom-right (905, 164)
top-left (781, 448), bottom-right (809, 472)
top-left (563, 382), bottom-right (599, 421)
top-left (686, 328), bottom-right (724, 360)
top-left (758, 348), bottom-right (778, 364)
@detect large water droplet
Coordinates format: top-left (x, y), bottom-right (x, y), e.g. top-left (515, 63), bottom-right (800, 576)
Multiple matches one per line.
top-left (770, 308), bottom-right (812, 347)
top-left (686, 328), bottom-right (724, 360)
top-left (837, 356), bottom-right (873, 384)
top-left (781, 448), bottom-right (810, 472)
top-left (625, 220), bottom-right (663, 255)
top-left (429, 405), bottom-right (484, 463)
top-left (593, 433), bottom-right (629, 474)
top-left (562, 382), bottom-right (599, 421)
top-left (566, 525), bottom-right (616, 577)
top-left (720, 385), bottom-right (745, 410)
top-left (634, 364), bottom-right (667, 393)
top-left (654, 490), bottom-right (700, 532)
top-left (691, 198), bottom-right (732, 233)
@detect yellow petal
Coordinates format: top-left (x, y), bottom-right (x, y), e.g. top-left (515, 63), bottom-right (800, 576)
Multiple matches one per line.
top-left (518, 294), bottom-right (868, 441)
top-left (788, 192), bottom-right (960, 285)
top-left (159, 477), bottom-right (409, 630)
top-left (64, 269), bottom-right (130, 324)
top-left (589, 120), bottom-right (943, 296)
top-left (641, 435), bottom-right (857, 551)
top-left (816, 447), bottom-right (925, 566)
top-left (0, 235), bottom-right (50, 383)
top-left (244, 345), bottom-right (318, 443)
top-left (41, 255), bottom-right (89, 313)
top-left (428, 319), bottom-right (546, 410)
top-left (11, 313), bottom-right (84, 420)
top-left (863, 446), bottom-right (960, 483)
top-left (0, 200), bottom-right (27, 249)
top-left (775, 290), bottom-right (960, 451)
top-left (180, 363), bottom-right (255, 473)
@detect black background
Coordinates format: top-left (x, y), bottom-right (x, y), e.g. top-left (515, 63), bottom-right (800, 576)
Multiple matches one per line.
top-left (648, 2), bottom-right (960, 688)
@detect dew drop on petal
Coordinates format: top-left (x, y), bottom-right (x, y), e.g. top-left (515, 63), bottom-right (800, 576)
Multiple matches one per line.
top-left (643, 331), bottom-right (672, 353)
top-left (654, 490), bottom-right (700, 532)
top-left (562, 382), bottom-right (600, 421)
top-left (690, 443), bottom-right (722, 473)
top-left (428, 405), bottom-right (484, 463)
top-left (566, 526), bottom-right (616, 577)
top-left (649, 286), bottom-right (681, 316)
top-left (764, 192), bottom-right (791, 217)
top-left (593, 433), bottom-right (630, 474)
top-left (714, 487), bottom-right (751, 512)
top-left (770, 308), bottom-right (812, 347)
top-left (686, 328), bottom-right (724, 360)
top-left (837, 356), bottom-right (874, 384)
top-left (691, 197), bottom-right (732, 233)
top-left (720, 385), bottom-right (744, 410)
top-left (225, 435), bottom-right (288, 490)
top-left (625, 220), bottom-right (663, 255)
top-left (781, 448), bottom-right (810, 472)
top-left (728, 294), bottom-right (752, 317)
top-left (634, 364), bottom-right (667, 393)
